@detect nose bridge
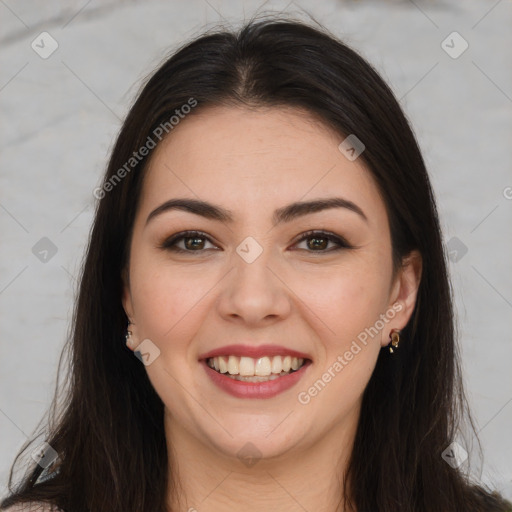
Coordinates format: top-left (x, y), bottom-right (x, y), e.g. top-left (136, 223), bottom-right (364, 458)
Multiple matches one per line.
top-left (235, 235), bottom-right (274, 285)
top-left (217, 234), bottom-right (291, 323)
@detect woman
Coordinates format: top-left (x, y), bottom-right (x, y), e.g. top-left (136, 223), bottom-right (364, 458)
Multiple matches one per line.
top-left (2, 17), bottom-right (510, 512)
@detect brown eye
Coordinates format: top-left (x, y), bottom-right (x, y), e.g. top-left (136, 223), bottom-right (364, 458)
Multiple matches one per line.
top-left (159, 231), bottom-right (217, 253)
top-left (182, 235), bottom-right (207, 250)
top-left (293, 230), bottom-right (351, 252)
top-left (306, 235), bottom-right (329, 250)
top-left (158, 229), bottom-right (351, 255)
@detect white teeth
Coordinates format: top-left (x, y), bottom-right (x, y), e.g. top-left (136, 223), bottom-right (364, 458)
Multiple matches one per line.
top-left (227, 355), bottom-right (239, 375)
top-left (271, 356), bottom-right (281, 374)
top-left (239, 356), bottom-right (255, 376)
top-left (254, 356), bottom-right (271, 376)
top-left (218, 356), bottom-right (228, 374)
top-left (226, 374), bottom-right (283, 382)
top-left (207, 355), bottom-right (306, 377)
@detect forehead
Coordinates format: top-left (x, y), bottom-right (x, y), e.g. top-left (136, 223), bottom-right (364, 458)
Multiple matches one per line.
top-left (139, 105), bottom-right (387, 227)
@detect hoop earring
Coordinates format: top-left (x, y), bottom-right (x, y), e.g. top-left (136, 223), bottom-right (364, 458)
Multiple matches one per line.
top-left (389, 329), bottom-right (400, 353)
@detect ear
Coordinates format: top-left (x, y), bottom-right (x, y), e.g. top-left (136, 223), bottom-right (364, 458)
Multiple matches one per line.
top-left (121, 266), bottom-right (135, 321)
top-left (382, 249), bottom-right (422, 346)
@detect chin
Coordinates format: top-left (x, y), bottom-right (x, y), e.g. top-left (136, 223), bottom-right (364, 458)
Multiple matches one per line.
top-left (200, 418), bottom-right (306, 463)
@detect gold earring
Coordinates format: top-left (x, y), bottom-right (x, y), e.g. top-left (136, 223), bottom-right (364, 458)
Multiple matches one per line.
top-left (389, 329), bottom-right (400, 353)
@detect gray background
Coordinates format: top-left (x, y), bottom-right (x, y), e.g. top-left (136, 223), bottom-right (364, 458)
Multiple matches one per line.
top-left (1, 0), bottom-right (511, 502)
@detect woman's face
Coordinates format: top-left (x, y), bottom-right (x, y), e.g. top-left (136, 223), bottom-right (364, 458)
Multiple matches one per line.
top-left (122, 105), bottom-right (421, 462)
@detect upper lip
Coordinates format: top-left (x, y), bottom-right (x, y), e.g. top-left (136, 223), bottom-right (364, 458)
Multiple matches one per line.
top-left (198, 344), bottom-right (312, 361)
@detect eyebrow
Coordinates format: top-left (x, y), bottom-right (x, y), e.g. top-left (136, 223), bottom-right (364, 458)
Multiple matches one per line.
top-left (145, 196), bottom-right (368, 227)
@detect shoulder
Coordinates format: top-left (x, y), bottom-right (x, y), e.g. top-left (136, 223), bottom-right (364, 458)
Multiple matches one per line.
top-left (1, 502), bottom-right (64, 512)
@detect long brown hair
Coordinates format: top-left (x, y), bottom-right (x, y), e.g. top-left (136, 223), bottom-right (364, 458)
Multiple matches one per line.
top-left (2, 17), bottom-right (510, 512)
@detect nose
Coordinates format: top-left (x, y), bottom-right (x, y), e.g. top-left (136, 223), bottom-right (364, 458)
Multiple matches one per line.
top-left (216, 241), bottom-right (292, 326)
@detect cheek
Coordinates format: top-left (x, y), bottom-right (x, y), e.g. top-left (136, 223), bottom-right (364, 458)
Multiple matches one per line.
top-left (295, 269), bottom-right (385, 417)
top-left (292, 261), bottom-right (390, 344)
top-left (130, 258), bottom-right (221, 343)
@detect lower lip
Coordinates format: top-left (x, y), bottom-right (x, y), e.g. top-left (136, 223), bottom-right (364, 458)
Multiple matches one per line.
top-left (200, 359), bottom-right (312, 399)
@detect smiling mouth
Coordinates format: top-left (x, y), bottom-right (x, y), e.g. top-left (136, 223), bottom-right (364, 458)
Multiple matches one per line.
top-left (205, 354), bottom-right (309, 382)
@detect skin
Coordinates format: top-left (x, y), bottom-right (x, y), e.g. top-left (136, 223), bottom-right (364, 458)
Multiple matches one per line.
top-left (122, 105), bottom-right (422, 512)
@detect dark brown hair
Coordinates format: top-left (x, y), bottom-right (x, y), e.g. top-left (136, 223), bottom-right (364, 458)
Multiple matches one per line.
top-left (2, 16), bottom-right (510, 512)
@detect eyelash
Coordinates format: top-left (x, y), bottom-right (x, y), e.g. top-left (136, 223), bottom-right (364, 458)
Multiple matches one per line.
top-left (158, 230), bottom-right (352, 255)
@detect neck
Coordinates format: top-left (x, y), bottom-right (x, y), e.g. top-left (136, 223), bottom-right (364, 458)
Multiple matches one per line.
top-left (164, 407), bottom-right (359, 512)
